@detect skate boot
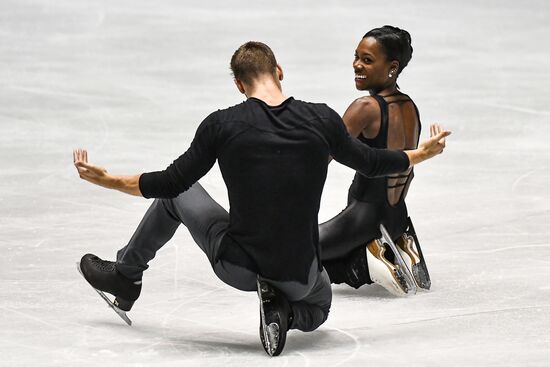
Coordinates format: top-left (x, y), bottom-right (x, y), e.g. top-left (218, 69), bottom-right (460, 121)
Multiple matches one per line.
top-left (77, 253), bottom-right (141, 325)
top-left (343, 246), bottom-right (372, 288)
top-left (256, 278), bottom-right (293, 356)
top-left (324, 247), bottom-right (372, 289)
top-left (397, 233), bottom-right (431, 290)
top-left (366, 239), bottom-right (410, 296)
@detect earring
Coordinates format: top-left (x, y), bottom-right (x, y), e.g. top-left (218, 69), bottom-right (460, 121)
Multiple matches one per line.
top-left (388, 73), bottom-right (393, 78)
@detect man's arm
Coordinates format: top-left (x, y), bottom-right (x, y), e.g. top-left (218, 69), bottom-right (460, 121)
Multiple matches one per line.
top-left (73, 149), bottom-right (143, 196)
top-left (327, 108), bottom-right (450, 177)
top-left (73, 111), bottom-right (219, 199)
top-left (341, 102), bottom-right (450, 168)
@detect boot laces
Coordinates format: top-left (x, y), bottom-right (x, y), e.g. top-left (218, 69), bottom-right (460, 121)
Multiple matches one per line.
top-left (91, 257), bottom-right (115, 272)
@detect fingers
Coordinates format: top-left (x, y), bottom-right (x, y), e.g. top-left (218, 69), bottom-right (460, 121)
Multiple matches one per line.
top-left (75, 160), bottom-right (92, 170)
top-left (434, 123), bottom-right (445, 145)
top-left (434, 130), bottom-right (451, 139)
top-left (435, 131), bottom-right (450, 150)
top-left (73, 149), bottom-right (89, 162)
top-left (429, 123), bottom-right (443, 137)
top-left (73, 148), bottom-right (90, 178)
top-left (73, 149), bottom-right (80, 163)
top-left (428, 123), bottom-right (451, 146)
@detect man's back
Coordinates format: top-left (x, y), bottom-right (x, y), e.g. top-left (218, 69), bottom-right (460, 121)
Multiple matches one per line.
top-left (215, 97), bottom-right (335, 283)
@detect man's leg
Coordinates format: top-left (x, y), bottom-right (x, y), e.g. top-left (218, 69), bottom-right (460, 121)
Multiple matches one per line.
top-left (213, 258), bottom-right (331, 332)
top-left (283, 270), bottom-right (332, 332)
top-left (267, 260), bottom-right (332, 332)
top-left (115, 181), bottom-right (330, 331)
top-left (213, 258), bottom-right (330, 356)
top-left (78, 182), bottom-right (231, 321)
top-left (116, 182), bottom-right (229, 280)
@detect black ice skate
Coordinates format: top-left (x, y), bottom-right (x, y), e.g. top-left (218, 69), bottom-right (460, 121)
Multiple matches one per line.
top-left (256, 278), bottom-right (292, 356)
top-left (76, 253), bottom-right (142, 326)
top-left (396, 217), bottom-right (431, 290)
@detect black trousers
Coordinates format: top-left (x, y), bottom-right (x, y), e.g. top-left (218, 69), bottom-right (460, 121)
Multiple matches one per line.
top-left (115, 183), bottom-right (331, 332)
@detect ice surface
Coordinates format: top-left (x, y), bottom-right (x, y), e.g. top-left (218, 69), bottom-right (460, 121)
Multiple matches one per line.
top-left (1, 0), bottom-right (550, 366)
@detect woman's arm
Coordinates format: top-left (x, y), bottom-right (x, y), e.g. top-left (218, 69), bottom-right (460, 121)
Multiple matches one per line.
top-left (341, 96), bottom-right (380, 138)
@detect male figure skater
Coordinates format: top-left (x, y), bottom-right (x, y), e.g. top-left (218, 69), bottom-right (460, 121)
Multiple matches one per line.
top-left (73, 41), bottom-right (449, 356)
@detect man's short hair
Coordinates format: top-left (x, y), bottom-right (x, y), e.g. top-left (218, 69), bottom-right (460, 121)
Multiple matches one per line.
top-left (230, 41), bottom-right (277, 85)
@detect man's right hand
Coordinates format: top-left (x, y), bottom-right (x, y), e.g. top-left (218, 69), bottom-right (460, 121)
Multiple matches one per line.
top-left (73, 149), bottom-right (112, 188)
top-left (73, 149), bottom-right (143, 197)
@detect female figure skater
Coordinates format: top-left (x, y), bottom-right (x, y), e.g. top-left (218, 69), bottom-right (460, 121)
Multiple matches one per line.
top-left (320, 25), bottom-right (431, 296)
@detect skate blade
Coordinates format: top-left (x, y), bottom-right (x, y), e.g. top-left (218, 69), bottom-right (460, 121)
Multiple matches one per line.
top-left (397, 240), bottom-right (428, 291)
top-left (399, 236), bottom-right (431, 290)
top-left (379, 225), bottom-right (417, 295)
top-left (76, 262), bottom-right (132, 326)
top-left (265, 323), bottom-right (280, 352)
top-left (393, 268), bottom-right (409, 294)
top-left (404, 218), bottom-right (431, 291)
top-left (256, 279), bottom-right (278, 356)
top-left (412, 264), bottom-right (431, 290)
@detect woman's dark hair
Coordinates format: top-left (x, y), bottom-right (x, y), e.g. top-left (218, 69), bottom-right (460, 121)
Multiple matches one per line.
top-left (364, 25), bottom-right (413, 75)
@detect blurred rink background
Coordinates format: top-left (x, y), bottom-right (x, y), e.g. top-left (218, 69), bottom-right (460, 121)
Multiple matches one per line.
top-left (1, 0), bottom-right (549, 366)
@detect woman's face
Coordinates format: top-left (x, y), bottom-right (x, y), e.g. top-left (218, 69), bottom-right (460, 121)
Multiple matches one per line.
top-left (353, 37), bottom-right (396, 91)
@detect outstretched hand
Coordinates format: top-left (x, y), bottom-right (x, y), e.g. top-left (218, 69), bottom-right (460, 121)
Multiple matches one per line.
top-left (72, 149), bottom-right (142, 196)
top-left (419, 123), bottom-right (450, 157)
top-left (73, 149), bottom-right (111, 188)
top-left (406, 123), bottom-right (451, 167)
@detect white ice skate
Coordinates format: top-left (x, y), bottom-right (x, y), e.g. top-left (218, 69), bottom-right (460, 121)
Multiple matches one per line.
top-left (366, 224), bottom-right (417, 296)
top-left (396, 218), bottom-right (431, 290)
